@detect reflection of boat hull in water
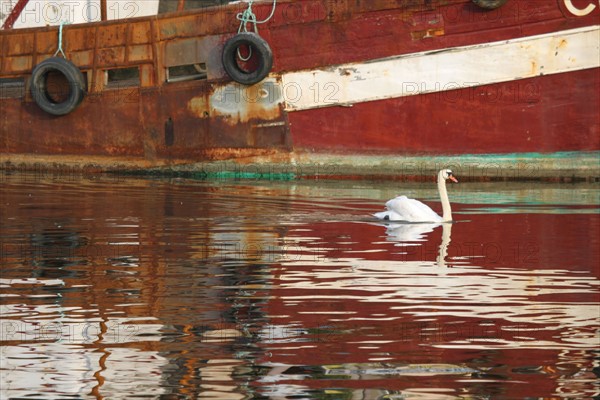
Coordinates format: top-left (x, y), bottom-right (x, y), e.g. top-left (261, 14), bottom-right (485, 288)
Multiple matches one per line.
top-left (2, 173), bottom-right (599, 398)
top-left (0, 0), bottom-right (599, 178)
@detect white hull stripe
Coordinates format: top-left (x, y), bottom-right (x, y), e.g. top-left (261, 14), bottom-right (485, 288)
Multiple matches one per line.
top-left (281, 25), bottom-right (600, 111)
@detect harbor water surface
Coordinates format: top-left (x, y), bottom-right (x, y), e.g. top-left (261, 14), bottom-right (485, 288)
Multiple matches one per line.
top-left (1, 172), bottom-right (599, 399)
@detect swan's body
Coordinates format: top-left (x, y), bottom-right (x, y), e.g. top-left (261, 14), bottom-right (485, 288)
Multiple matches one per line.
top-left (374, 169), bottom-right (458, 223)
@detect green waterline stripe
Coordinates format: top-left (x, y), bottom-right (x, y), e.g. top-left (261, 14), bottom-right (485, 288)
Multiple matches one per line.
top-left (130, 151), bottom-right (599, 181)
top-left (207, 171), bottom-right (297, 180)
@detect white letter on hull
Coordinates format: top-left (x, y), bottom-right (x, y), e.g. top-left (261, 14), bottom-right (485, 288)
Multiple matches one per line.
top-left (564, 0), bottom-right (599, 16)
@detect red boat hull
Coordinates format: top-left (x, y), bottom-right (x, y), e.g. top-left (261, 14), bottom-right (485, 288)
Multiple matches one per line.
top-left (0, 0), bottom-right (598, 177)
top-left (289, 68), bottom-right (600, 154)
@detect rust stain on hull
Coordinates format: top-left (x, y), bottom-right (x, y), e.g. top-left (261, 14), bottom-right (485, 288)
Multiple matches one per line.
top-left (208, 79), bottom-right (284, 125)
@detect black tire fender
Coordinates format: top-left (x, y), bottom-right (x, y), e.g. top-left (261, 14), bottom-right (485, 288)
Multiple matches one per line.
top-left (222, 32), bottom-right (273, 85)
top-left (30, 57), bottom-right (86, 116)
top-left (472, 0), bottom-right (508, 10)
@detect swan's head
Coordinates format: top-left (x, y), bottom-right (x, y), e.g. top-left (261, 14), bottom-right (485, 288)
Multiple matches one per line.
top-left (440, 169), bottom-right (458, 183)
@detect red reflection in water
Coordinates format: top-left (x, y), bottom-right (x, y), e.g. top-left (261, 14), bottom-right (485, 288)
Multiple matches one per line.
top-left (1, 174), bottom-right (598, 399)
top-left (258, 213), bottom-right (600, 398)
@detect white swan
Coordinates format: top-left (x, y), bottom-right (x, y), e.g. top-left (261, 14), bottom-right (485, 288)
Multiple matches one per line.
top-left (374, 169), bottom-right (458, 223)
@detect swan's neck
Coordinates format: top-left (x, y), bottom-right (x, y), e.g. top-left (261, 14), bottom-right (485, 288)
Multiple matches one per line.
top-left (438, 174), bottom-right (452, 222)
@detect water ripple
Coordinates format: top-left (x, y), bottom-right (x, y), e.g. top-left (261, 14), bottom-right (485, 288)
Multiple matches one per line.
top-left (1, 173), bottom-right (598, 399)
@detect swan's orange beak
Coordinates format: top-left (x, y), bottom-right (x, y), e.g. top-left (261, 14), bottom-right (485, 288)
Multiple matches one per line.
top-left (449, 175), bottom-right (458, 183)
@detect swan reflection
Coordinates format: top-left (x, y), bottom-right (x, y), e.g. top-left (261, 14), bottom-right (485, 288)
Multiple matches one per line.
top-left (436, 223), bottom-right (452, 268)
top-left (382, 222), bottom-right (440, 242)
top-left (378, 222), bottom-right (453, 267)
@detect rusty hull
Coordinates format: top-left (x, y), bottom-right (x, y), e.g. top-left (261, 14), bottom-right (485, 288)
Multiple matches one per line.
top-left (0, 0), bottom-right (475, 165)
top-left (1, 78), bottom-right (289, 159)
top-left (0, 1), bottom-right (294, 163)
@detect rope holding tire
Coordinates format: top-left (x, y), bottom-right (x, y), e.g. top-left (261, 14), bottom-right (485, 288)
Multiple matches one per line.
top-left (222, 32), bottom-right (273, 86)
top-left (472, 0), bottom-right (508, 9)
top-left (30, 57), bottom-right (86, 116)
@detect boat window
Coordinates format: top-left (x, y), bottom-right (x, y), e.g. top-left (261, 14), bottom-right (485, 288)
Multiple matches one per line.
top-left (0, 78), bottom-right (25, 99)
top-left (105, 67), bottom-right (140, 89)
top-left (167, 63), bottom-right (207, 83)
